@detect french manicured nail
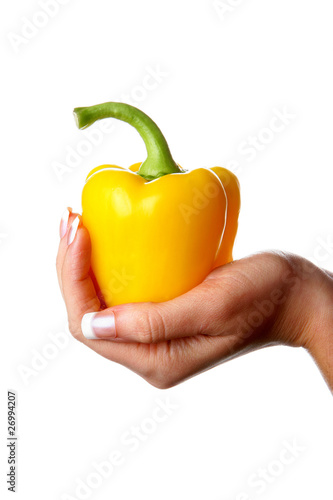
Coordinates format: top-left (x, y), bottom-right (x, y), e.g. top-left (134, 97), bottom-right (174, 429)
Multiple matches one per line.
top-left (67, 216), bottom-right (80, 245)
top-left (81, 312), bottom-right (116, 339)
top-left (60, 207), bottom-right (72, 238)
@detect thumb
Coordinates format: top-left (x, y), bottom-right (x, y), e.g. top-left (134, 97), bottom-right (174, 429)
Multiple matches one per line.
top-left (80, 280), bottom-right (224, 342)
top-left (62, 216), bottom-right (101, 336)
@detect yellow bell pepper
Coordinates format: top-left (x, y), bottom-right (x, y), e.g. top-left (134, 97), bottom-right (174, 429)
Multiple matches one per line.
top-left (73, 102), bottom-right (240, 306)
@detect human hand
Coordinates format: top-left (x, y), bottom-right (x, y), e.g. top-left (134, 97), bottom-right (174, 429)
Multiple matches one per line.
top-left (56, 208), bottom-right (333, 390)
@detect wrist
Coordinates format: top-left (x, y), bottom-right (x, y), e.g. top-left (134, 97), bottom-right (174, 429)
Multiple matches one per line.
top-left (286, 256), bottom-right (333, 391)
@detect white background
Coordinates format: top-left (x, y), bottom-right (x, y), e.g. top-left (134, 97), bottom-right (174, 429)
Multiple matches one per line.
top-left (1, 0), bottom-right (333, 499)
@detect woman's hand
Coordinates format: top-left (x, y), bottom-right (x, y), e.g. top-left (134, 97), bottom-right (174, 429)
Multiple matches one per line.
top-left (56, 208), bottom-right (333, 391)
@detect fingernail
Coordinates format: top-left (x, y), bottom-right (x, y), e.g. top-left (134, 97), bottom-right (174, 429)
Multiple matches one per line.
top-left (60, 207), bottom-right (72, 238)
top-left (81, 311), bottom-right (116, 339)
top-left (67, 216), bottom-right (80, 245)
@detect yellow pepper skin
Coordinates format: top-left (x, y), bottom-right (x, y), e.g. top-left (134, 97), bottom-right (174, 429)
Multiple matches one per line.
top-left (74, 103), bottom-right (240, 307)
top-left (211, 167), bottom-right (241, 267)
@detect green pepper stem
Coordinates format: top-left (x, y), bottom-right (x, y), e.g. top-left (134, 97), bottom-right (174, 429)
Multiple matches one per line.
top-left (73, 102), bottom-right (182, 180)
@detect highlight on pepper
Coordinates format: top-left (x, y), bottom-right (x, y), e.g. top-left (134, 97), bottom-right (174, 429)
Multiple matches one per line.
top-left (73, 102), bottom-right (241, 307)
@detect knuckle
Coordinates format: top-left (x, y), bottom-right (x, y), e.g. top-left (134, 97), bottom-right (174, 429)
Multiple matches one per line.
top-left (137, 308), bottom-right (167, 343)
top-left (140, 349), bottom-right (180, 389)
top-left (268, 251), bottom-right (305, 290)
top-left (149, 378), bottom-right (175, 390)
top-left (267, 250), bottom-right (299, 276)
top-left (144, 369), bottom-right (177, 389)
top-left (135, 313), bottom-right (153, 343)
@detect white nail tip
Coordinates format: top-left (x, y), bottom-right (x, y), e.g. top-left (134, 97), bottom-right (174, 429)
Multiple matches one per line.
top-left (61, 208), bottom-right (70, 224)
top-left (81, 312), bottom-right (98, 339)
top-left (60, 208), bottom-right (72, 238)
top-left (68, 216), bottom-right (80, 245)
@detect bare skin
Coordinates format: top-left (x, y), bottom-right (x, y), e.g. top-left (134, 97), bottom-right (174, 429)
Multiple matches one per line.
top-left (56, 210), bottom-right (333, 392)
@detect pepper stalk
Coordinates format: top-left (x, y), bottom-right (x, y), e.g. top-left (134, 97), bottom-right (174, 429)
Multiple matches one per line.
top-left (73, 102), bottom-right (183, 181)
